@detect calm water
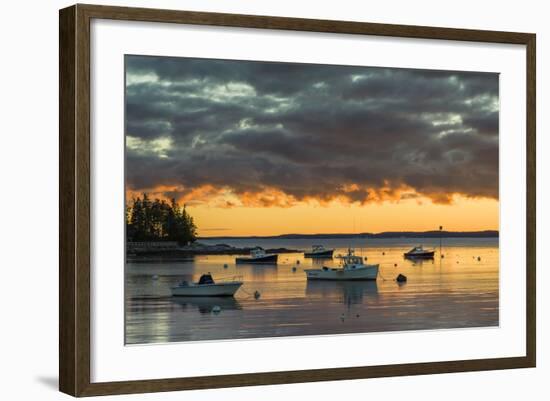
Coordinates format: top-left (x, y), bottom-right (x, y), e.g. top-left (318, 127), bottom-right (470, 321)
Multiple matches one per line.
top-left (125, 238), bottom-right (499, 344)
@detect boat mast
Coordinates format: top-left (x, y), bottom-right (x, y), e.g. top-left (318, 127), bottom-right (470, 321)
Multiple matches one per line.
top-left (439, 225), bottom-right (443, 256)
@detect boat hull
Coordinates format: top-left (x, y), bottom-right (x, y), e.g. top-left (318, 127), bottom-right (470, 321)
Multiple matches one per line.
top-left (304, 249), bottom-right (334, 258)
top-left (305, 265), bottom-right (379, 281)
top-left (235, 254), bottom-right (278, 264)
top-left (404, 251), bottom-right (435, 259)
top-left (171, 282), bottom-right (242, 297)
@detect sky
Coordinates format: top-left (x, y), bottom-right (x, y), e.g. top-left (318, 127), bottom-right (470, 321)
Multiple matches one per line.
top-left (125, 55), bottom-right (499, 236)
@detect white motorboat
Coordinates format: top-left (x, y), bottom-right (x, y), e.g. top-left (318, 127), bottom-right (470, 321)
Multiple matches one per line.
top-left (305, 248), bottom-right (379, 281)
top-left (304, 245), bottom-right (334, 258)
top-left (235, 248), bottom-right (278, 264)
top-left (404, 245), bottom-right (435, 259)
top-left (171, 273), bottom-right (243, 297)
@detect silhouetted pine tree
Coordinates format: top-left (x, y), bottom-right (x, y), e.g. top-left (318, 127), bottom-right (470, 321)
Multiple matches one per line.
top-left (126, 193), bottom-right (197, 244)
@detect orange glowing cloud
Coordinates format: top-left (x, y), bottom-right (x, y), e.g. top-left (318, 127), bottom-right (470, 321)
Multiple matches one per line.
top-left (126, 181), bottom-right (485, 210)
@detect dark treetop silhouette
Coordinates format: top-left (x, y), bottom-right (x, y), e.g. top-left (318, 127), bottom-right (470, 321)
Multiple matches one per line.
top-left (126, 193), bottom-right (197, 245)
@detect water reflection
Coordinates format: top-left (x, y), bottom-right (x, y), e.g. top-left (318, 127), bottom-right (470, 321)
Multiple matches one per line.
top-left (404, 258), bottom-right (435, 267)
top-left (306, 280), bottom-right (379, 305)
top-left (126, 238), bottom-right (499, 344)
top-left (236, 263), bottom-right (278, 279)
top-left (311, 257), bottom-right (334, 267)
top-left (171, 296), bottom-right (242, 314)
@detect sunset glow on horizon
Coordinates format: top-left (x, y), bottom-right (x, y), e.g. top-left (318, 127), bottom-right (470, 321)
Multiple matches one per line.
top-left (189, 197), bottom-right (499, 237)
top-left (126, 187), bottom-right (498, 236)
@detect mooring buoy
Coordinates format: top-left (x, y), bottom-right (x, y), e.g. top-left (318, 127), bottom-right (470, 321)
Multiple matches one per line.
top-left (396, 273), bottom-right (407, 283)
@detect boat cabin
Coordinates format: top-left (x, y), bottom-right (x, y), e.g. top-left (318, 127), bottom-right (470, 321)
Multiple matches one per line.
top-left (337, 249), bottom-right (366, 269)
top-left (406, 246), bottom-right (429, 254)
top-left (198, 273), bottom-right (215, 285)
top-left (250, 248), bottom-right (266, 258)
top-left (342, 255), bottom-right (364, 268)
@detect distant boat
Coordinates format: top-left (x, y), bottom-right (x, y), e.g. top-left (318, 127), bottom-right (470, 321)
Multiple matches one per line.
top-left (305, 248), bottom-right (378, 281)
top-left (404, 245), bottom-right (435, 259)
top-left (171, 273), bottom-right (242, 297)
top-left (235, 248), bottom-right (278, 264)
top-left (304, 245), bottom-right (334, 258)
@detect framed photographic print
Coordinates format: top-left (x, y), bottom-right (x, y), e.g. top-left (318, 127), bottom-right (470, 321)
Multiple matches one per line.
top-left (59, 4), bottom-right (536, 397)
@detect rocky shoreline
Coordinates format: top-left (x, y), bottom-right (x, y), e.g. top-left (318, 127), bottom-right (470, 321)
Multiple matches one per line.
top-left (127, 242), bottom-right (301, 262)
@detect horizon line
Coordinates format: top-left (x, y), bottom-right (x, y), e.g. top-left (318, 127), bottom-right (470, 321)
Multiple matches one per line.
top-left (198, 229), bottom-right (499, 239)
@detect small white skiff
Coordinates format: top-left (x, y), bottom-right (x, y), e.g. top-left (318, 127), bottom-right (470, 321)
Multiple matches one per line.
top-left (171, 274), bottom-right (243, 297)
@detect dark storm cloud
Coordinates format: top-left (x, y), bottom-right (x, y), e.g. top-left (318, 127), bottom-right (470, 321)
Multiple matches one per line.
top-left (125, 55), bottom-right (499, 204)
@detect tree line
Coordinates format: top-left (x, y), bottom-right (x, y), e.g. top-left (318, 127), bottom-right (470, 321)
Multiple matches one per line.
top-left (126, 193), bottom-right (197, 244)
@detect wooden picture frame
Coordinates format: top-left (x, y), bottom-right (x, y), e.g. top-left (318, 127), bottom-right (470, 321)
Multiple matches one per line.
top-left (59, 3), bottom-right (536, 397)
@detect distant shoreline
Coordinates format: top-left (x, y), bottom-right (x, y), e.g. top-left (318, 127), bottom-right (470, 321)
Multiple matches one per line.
top-left (199, 230), bottom-right (499, 240)
top-left (127, 231), bottom-right (498, 261)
